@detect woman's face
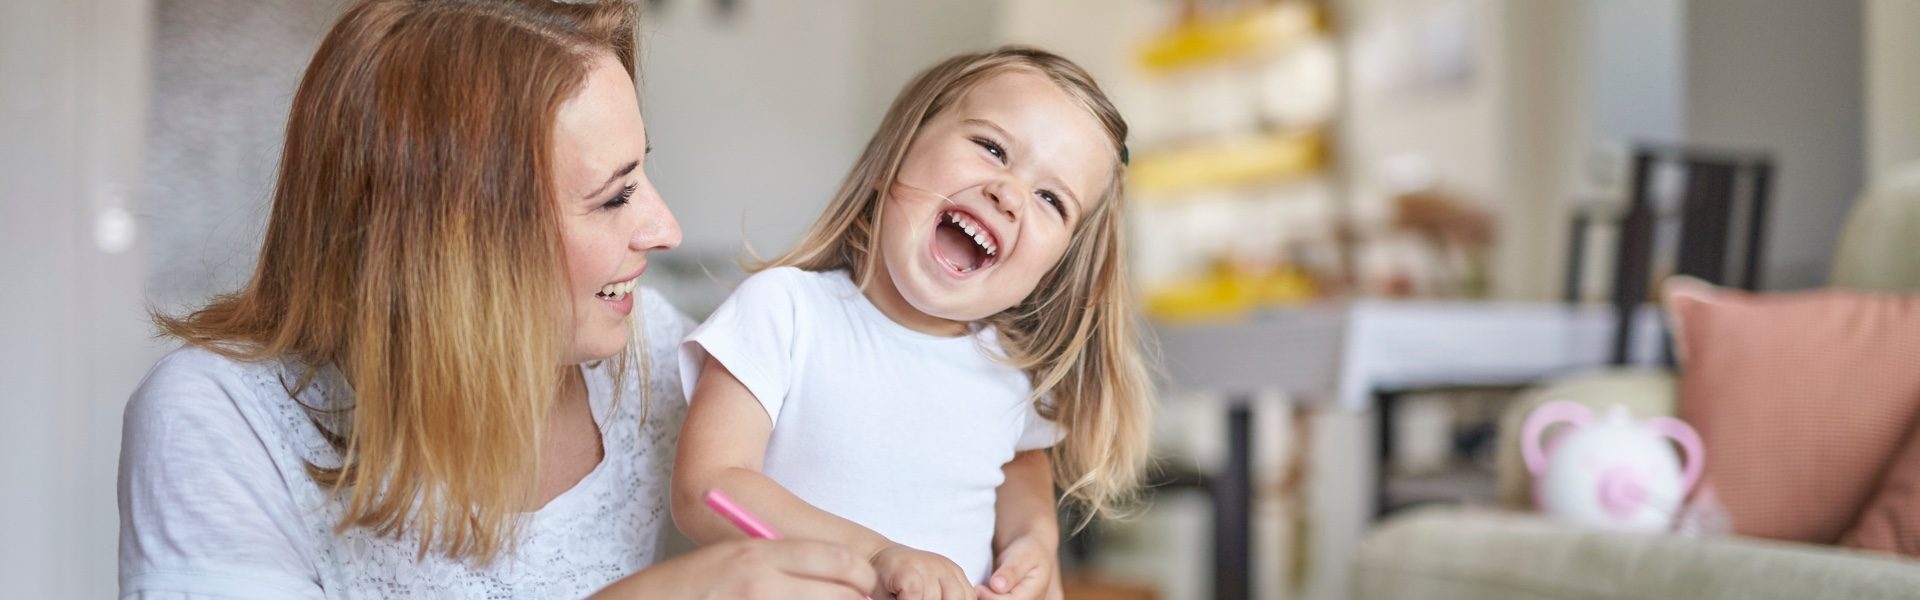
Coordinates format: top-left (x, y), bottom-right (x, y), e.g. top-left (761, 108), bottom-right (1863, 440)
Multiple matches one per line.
top-left (554, 54), bottom-right (680, 364)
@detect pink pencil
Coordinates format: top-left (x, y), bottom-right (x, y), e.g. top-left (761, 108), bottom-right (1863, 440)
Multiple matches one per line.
top-left (703, 489), bottom-right (782, 540)
top-left (706, 489), bottom-right (875, 599)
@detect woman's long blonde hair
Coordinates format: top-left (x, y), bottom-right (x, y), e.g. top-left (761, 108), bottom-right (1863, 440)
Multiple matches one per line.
top-left (762, 46), bottom-right (1154, 523)
top-left (156, 0), bottom-right (638, 564)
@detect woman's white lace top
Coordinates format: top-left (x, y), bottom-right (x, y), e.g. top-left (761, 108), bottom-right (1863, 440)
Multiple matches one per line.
top-left (119, 290), bottom-right (692, 599)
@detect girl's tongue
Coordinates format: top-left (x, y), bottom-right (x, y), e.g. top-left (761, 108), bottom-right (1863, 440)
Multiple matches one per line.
top-left (933, 219), bottom-right (984, 272)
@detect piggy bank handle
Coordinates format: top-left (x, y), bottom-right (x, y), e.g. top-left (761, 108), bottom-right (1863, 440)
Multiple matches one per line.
top-left (1647, 417), bottom-right (1705, 494)
top-left (1521, 400), bottom-right (1593, 477)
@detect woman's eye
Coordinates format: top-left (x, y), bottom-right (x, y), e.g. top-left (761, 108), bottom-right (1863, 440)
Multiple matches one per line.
top-left (603, 183), bottom-right (636, 210)
top-left (973, 138), bottom-right (1005, 162)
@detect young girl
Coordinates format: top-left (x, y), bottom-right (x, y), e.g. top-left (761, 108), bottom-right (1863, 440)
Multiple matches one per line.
top-left (672, 47), bottom-right (1153, 600)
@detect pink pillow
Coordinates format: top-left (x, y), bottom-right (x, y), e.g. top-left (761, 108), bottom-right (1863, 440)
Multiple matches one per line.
top-left (1667, 279), bottom-right (1920, 543)
top-left (1843, 424), bottom-right (1920, 555)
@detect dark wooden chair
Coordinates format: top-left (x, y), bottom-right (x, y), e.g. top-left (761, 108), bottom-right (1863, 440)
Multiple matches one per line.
top-left (1376, 143), bottom-right (1774, 518)
top-left (1593, 144), bottom-right (1773, 364)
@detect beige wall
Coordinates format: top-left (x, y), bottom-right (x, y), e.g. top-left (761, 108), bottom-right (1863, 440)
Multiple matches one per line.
top-left (1685, 0), bottom-right (1864, 289)
top-left (1868, 0), bottom-right (1920, 180)
top-left (1, 0), bottom-right (157, 595)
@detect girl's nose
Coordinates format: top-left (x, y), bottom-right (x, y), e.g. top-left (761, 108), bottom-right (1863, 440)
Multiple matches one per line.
top-left (984, 177), bottom-right (1028, 221)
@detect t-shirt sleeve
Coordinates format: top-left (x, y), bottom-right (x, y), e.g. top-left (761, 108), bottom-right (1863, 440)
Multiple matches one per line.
top-left (1015, 396), bottom-right (1067, 452)
top-left (119, 349), bottom-right (324, 599)
top-left (679, 269), bottom-right (803, 426)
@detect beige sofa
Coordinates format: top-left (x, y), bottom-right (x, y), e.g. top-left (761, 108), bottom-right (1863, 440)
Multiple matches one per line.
top-left (1353, 164), bottom-right (1920, 599)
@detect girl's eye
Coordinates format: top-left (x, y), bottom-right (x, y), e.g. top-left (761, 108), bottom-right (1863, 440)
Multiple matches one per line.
top-left (973, 138), bottom-right (1006, 162)
top-left (1038, 190), bottom-right (1067, 216)
top-left (603, 183), bottom-right (637, 210)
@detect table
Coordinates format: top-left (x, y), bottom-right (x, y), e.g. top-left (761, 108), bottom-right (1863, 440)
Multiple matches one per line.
top-left (1152, 301), bottom-right (1663, 600)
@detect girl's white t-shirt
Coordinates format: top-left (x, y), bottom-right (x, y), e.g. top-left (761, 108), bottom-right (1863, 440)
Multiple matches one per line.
top-left (680, 267), bottom-right (1060, 585)
top-left (118, 289), bottom-right (693, 599)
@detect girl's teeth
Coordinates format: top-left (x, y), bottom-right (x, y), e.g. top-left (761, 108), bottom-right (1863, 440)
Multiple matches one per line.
top-left (946, 211), bottom-right (998, 257)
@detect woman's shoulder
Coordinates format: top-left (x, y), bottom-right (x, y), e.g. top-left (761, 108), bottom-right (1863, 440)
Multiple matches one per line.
top-left (127, 345), bottom-right (277, 424)
top-left (125, 344), bottom-right (339, 469)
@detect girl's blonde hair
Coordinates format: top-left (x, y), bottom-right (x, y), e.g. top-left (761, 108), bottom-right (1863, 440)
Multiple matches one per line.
top-left (156, 0), bottom-right (639, 565)
top-left (762, 46), bottom-right (1154, 522)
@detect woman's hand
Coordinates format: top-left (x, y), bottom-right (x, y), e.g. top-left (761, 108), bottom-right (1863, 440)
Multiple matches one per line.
top-left (593, 539), bottom-right (876, 599)
top-left (974, 533), bottom-right (1059, 600)
top-left (870, 543), bottom-right (977, 600)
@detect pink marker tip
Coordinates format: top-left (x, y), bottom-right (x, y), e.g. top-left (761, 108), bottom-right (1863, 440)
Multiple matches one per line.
top-left (703, 489), bottom-right (781, 540)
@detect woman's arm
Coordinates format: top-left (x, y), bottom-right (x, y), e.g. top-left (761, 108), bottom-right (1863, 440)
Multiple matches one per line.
top-left (978, 450), bottom-right (1062, 600)
top-left (591, 538), bottom-right (874, 599)
top-left (119, 350), bottom-right (324, 598)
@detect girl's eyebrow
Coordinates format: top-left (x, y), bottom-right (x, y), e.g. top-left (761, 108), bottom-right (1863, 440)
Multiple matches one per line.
top-left (962, 118), bottom-right (1085, 215)
top-left (961, 118), bottom-right (1012, 141)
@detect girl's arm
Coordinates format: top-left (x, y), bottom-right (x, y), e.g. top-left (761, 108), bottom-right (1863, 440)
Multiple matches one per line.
top-left (670, 355), bottom-right (896, 557)
top-left (674, 356), bottom-right (977, 598)
top-left (979, 450), bottom-right (1062, 600)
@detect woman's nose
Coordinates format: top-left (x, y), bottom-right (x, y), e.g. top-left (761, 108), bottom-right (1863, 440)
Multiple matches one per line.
top-left (631, 184), bottom-right (681, 251)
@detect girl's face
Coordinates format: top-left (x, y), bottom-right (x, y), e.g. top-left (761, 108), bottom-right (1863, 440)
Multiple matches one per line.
top-left (554, 54), bottom-right (681, 363)
top-left (871, 69), bottom-right (1116, 335)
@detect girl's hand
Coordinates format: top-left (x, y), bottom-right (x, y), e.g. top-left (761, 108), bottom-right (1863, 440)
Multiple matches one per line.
top-left (870, 543), bottom-right (977, 600)
top-left (593, 539), bottom-right (876, 599)
top-left (974, 533), bottom-right (1059, 600)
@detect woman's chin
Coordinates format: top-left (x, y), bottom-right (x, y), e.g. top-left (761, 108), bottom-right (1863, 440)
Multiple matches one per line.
top-left (566, 335), bottom-right (628, 365)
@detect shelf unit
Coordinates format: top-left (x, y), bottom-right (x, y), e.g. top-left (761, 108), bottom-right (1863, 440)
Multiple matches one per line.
top-left (1127, 0), bottom-right (1349, 322)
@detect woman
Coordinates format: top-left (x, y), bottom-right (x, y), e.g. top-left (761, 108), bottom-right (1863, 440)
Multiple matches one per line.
top-left (118, 0), bottom-right (910, 597)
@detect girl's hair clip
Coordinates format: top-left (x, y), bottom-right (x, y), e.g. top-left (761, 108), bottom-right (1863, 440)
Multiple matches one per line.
top-left (1120, 144), bottom-right (1130, 166)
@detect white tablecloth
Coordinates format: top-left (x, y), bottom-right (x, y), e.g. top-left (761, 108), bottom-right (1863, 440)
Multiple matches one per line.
top-left (1155, 301), bottom-right (1666, 411)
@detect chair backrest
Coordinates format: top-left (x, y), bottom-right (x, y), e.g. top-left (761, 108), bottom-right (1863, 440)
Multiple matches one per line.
top-left (1594, 144), bottom-right (1773, 365)
top-left (1831, 162), bottom-right (1920, 291)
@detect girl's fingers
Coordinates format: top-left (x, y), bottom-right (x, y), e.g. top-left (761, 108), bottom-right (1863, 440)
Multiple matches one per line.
top-left (978, 562), bottom-right (1046, 600)
top-left (988, 559), bottom-right (1034, 594)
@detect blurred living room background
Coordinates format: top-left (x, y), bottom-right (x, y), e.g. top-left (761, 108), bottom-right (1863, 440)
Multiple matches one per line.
top-left (7, 0), bottom-right (1920, 598)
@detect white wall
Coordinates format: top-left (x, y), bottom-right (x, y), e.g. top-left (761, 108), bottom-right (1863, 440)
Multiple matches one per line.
top-left (1685, 0), bottom-right (1864, 289)
top-left (639, 0), bottom-right (998, 313)
top-left (144, 0), bottom-right (342, 313)
top-left (1867, 0), bottom-right (1920, 180)
top-left (1, 0), bottom-right (157, 595)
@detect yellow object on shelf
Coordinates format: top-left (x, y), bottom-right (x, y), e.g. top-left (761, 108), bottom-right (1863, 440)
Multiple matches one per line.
top-left (1129, 130), bottom-right (1325, 197)
top-left (1144, 264), bottom-right (1319, 322)
top-left (1138, 3), bottom-right (1325, 74)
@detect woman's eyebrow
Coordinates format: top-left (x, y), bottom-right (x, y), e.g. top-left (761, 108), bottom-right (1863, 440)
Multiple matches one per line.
top-left (583, 160), bottom-right (639, 199)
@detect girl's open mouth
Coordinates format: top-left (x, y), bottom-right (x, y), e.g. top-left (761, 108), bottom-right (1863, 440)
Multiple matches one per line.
top-left (931, 210), bottom-right (998, 275)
